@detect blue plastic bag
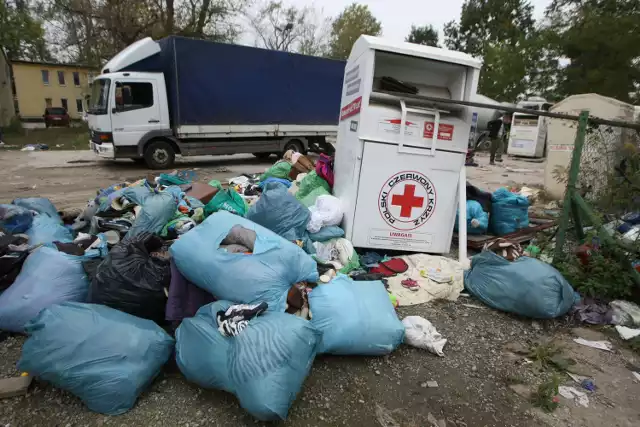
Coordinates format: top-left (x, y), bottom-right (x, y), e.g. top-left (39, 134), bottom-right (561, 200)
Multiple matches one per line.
top-left (26, 215), bottom-right (73, 245)
top-left (0, 204), bottom-right (32, 233)
top-left (171, 211), bottom-right (317, 312)
top-left (127, 191), bottom-right (177, 238)
top-left (490, 188), bottom-right (529, 235)
top-left (455, 200), bottom-right (489, 235)
top-left (246, 182), bottom-right (310, 241)
top-left (309, 275), bottom-right (405, 355)
top-left (176, 301), bottom-right (320, 421)
top-left (18, 302), bottom-right (174, 415)
top-left (0, 247), bottom-right (89, 332)
top-left (12, 197), bottom-right (60, 221)
top-left (309, 225), bottom-right (345, 242)
top-left (464, 251), bottom-right (580, 319)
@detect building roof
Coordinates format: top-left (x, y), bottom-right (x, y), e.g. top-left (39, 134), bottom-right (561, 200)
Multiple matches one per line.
top-left (10, 59), bottom-right (98, 70)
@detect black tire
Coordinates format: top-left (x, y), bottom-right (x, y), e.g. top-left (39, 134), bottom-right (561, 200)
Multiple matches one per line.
top-left (282, 139), bottom-right (304, 156)
top-left (252, 152), bottom-right (272, 160)
top-left (144, 140), bottom-right (175, 170)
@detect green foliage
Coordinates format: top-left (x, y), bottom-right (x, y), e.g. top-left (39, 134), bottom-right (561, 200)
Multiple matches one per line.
top-left (545, 0), bottom-right (640, 103)
top-left (443, 0), bottom-right (538, 101)
top-left (329, 3), bottom-right (382, 60)
top-left (528, 341), bottom-right (561, 370)
top-left (405, 24), bottom-right (439, 47)
top-left (531, 375), bottom-right (561, 413)
top-left (0, 0), bottom-right (49, 61)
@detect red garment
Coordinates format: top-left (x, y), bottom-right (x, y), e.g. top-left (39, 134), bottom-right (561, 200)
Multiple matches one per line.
top-left (369, 258), bottom-right (409, 277)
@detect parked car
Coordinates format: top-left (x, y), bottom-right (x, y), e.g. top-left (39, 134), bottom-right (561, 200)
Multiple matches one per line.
top-left (44, 107), bottom-right (70, 127)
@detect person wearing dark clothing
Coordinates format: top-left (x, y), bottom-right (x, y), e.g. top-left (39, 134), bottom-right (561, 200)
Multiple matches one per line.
top-left (487, 117), bottom-right (503, 165)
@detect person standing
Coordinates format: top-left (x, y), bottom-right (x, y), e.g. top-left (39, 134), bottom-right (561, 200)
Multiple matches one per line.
top-left (487, 115), bottom-right (504, 165)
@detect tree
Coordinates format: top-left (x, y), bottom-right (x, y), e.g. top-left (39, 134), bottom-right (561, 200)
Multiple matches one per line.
top-left (405, 24), bottom-right (439, 47)
top-left (444, 0), bottom-right (539, 101)
top-left (544, 0), bottom-right (640, 103)
top-left (329, 3), bottom-right (381, 60)
top-left (248, 1), bottom-right (330, 55)
top-left (0, 0), bottom-right (49, 60)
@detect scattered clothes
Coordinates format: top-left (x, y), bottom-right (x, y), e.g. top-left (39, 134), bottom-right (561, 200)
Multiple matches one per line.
top-left (306, 195), bottom-right (343, 234)
top-left (313, 238), bottom-right (361, 273)
top-left (176, 301), bottom-right (321, 421)
top-left (610, 300), bottom-right (640, 327)
top-left (315, 154), bottom-right (334, 188)
top-left (89, 232), bottom-right (170, 324)
top-left (401, 278), bottom-right (420, 292)
top-left (571, 297), bottom-right (613, 325)
top-left (216, 302), bottom-right (268, 337)
top-left (615, 325), bottom-right (640, 340)
top-left (558, 386), bottom-right (589, 408)
top-left (170, 211), bottom-right (318, 312)
top-left (386, 254), bottom-right (465, 307)
top-left (402, 316), bottom-right (447, 357)
top-left (351, 272), bottom-right (386, 281)
top-left (464, 251), bottom-right (579, 319)
top-left (483, 239), bottom-right (524, 261)
top-left (360, 251), bottom-right (383, 267)
top-left (490, 187), bottom-right (529, 235)
top-left (573, 338), bottom-right (613, 351)
top-left (165, 259), bottom-right (215, 326)
top-left (370, 258), bottom-right (409, 277)
top-left (308, 225), bottom-right (345, 242)
top-left (18, 302), bottom-right (174, 415)
top-left (309, 275), bottom-right (405, 355)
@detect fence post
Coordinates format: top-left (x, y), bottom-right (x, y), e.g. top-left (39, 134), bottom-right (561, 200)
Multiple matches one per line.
top-left (554, 110), bottom-right (590, 263)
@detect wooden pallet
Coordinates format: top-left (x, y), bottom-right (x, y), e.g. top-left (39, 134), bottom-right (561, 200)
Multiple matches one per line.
top-left (455, 217), bottom-right (556, 250)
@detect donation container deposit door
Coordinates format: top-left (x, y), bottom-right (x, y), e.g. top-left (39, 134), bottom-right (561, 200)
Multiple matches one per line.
top-left (333, 36), bottom-right (482, 254)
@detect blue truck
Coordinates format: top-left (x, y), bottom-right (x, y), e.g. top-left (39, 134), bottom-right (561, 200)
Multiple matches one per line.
top-left (87, 36), bottom-right (345, 168)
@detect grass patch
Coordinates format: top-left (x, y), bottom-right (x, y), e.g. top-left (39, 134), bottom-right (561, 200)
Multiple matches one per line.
top-left (528, 341), bottom-right (561, 369)
top-left (2, 125), bottom-right (89, 151)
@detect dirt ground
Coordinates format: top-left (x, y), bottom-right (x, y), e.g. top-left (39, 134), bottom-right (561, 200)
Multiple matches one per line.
top-left (1, 149), bottom-right (638, 427)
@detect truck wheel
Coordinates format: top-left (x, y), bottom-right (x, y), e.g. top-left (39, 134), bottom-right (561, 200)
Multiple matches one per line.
top-left (144, 140), bottom-right (175, 170)
top-left (283, 139), bottom-right (304, 155)
top-left (252, 152), bottom-right (272, 160)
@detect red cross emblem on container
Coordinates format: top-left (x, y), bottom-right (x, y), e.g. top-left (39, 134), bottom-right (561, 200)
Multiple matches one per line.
top-left (378, 171), bottom-right (437, 231)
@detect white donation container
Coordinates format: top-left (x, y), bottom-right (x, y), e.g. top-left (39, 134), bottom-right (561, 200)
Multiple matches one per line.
top-left (334, 36), bottom-right (482, 257)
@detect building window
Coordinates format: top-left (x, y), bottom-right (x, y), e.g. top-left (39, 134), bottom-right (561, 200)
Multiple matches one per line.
top-left (115, 82), bottom-right (154, 111)
top-left (73, 72), bottom-right (80, 87)
top-left (76, 99), bottom-right (83, 112)
top-left (61, 98), bottom-right (68, 111)
top-left (45, 98), bottom-right (52, 107)
top-left (58, 71), bottom-right (65, 85)
top-left (41, 70), bottom-right (49, 85)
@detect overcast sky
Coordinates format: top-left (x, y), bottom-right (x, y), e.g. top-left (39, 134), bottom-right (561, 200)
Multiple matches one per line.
top-left (254, 0), bottom-right (553, 43)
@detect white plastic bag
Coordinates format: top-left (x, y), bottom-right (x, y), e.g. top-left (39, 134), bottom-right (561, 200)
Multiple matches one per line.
top-left (402, 316), bottom-right (447, 357)
top-left (307, 195), bottom-right (343, 233)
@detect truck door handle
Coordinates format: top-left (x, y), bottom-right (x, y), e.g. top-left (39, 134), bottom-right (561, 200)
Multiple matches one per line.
top-left (148, 119), bottom-right (160, 123)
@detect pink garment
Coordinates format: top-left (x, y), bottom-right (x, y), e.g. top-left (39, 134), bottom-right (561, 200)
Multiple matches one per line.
top-left (316, 154), bottom-right (334, 188)
top-left (291, 152), bottom-right (302, 165)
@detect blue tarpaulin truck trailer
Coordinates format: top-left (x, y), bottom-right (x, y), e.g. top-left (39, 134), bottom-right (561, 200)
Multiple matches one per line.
top-left (87, 36), bottom-right (346, 169)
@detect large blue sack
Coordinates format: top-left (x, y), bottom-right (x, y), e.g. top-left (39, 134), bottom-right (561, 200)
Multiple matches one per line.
top-left (126, 191), bottom-right (177, 238)
top-left (176, 301), bottom-right (320, 421)
top-left (309, 275), bottom-right (405, 355)
top-left (26, 215), bottom-right (73, 245)
top-left (0, 204), bottom-right (32, 233)
top-left (246, 182), bottom-right (310, 241)
top-left (464, 251), bottom-right (580, 319)
top-left (0, 247), bottom-right (89, 332)
top-left (455, 200), bottom-right (489, 235)
top-left (490, 188), bottom-right (529, 235)
top-left (170, 211), bottom-right (317, 312)
top-left (12, 197), bottom-right (60, 221)
top-left (18, 302), bottom-right (174, 415)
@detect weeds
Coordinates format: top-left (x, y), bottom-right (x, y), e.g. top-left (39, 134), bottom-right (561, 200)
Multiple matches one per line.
top-left (530, 375), bottom-right (562, 413)
top-left (528, 341), bottom-right (561, 370)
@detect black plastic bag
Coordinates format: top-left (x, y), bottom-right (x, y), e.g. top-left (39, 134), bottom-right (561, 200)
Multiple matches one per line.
top-left (88, 232), bottom-right (170, 323)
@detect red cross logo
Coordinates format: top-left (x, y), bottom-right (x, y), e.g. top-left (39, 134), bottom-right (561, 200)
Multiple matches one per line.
top-left (391, 184), bottom-right (425, 218)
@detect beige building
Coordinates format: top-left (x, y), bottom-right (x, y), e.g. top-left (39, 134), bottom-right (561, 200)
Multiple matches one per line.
top-left (11, 60), bottom-right (97, 123)
top-left (0, 48), bottom-right (16, 127)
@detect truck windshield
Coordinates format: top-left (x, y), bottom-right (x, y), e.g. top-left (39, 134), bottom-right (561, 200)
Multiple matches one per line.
top-left (88, 78), bottom-right (111, 114)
